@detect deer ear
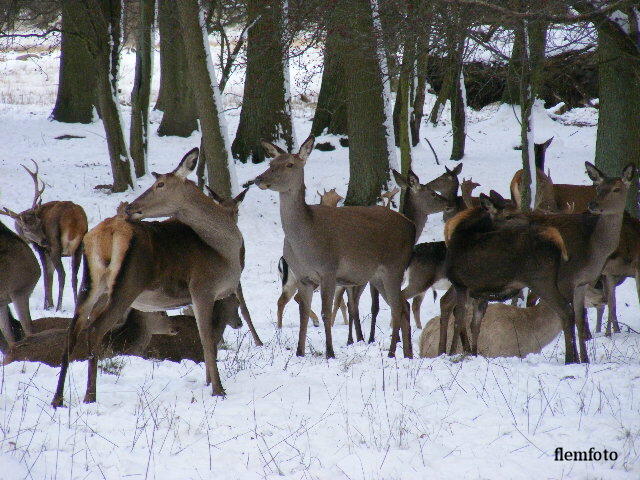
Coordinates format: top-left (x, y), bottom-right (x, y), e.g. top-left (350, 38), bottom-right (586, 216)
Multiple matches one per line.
top-left (542, 137), bottom-right (553, 149)
top-left (391, 169), bottom-right (408, 189)
top-left (234, 188), bottom-right (249, 204)
top-left (622, 164), bottom-right (636, 186)
top-left (298, 135), bottom-right (315, 161)
top-left (452, 163), bottom-right (463, 176)
top-left (151, 171), bottom-right (159, 179)
top-left (261, 141), bottom-right (286, 158)
top-left (479, 193), bottom-right (498, 215)
top-left (585, 162), bottom-right (605, 185)
top-left (174, 148), bottom-right (199, 178)
top-left (204, 186), bottom-right (224, 203)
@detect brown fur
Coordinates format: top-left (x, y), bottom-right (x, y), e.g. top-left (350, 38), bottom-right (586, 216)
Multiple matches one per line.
top-left (419, 302), bottom-right (562, 358)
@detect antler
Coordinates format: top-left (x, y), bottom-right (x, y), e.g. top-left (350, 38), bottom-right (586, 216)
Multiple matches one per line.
top-left (0, 207), bottom-right (20, 219)
top-left (21, 159), bottom-right (45, 209)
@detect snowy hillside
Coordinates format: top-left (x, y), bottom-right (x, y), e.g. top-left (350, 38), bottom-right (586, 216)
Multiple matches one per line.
top-left (0, 39), bottom-right (638, 480)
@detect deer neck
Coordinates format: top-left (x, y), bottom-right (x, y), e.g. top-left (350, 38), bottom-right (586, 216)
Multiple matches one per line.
top-left (403, 194), bottom-right (426, 242)
top-left (589, 211), bottom-right (624, 265)
top-left (278, 180), bottom-right (313, 243)
top-left (174, 190), bottom-right (242, 256)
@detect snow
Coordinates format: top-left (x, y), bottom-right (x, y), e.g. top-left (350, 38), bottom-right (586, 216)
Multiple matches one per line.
top-left (0, 34), bottom-right (639, 480)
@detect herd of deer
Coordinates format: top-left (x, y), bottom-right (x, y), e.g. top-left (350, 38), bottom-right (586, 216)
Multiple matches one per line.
top-left (0, 135), bottom-right (637, 409)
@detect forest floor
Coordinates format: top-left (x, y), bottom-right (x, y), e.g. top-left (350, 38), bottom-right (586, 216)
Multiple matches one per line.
top-left (0, 38), bottom-right (639, 480)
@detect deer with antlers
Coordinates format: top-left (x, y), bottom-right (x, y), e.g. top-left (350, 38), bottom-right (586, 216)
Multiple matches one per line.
top-left (1, 161), bottom-right (88, 311)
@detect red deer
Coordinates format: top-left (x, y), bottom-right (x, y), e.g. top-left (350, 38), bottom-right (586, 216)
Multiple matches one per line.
top-left (51, 150), bottom-right (253, 407)
top-left (254, 136), bottom-right (415, 358)
top-left (0, 220), bottom-right (40, 344)
top-left (0, 161), bottom-right (88, 310)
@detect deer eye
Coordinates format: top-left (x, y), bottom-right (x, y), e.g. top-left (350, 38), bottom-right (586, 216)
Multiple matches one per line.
top-left (157, 182), bottom-right (165, 188)
top-left (286, 163), bottom-right (294, 168)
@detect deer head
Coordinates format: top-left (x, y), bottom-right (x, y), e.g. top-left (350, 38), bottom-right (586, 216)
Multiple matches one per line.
top-left (254, 136), bottom-right (315, 192)
top-left (392, 169), bottom-right (454, 214)
top-left (425, 163), bottom-right (462, 197)
top-left (317, 188), bottom-right (343, 207)
top-left (460, 177), bottom-right (480, 196)
top-left (585, 162), bottom-right (635, 214)
top-left (205, 186), bottom-right (249, 222)
top-left (0, 160), bottom-right (48, 248)
top-left (126, 148), bottom-right (200, 220)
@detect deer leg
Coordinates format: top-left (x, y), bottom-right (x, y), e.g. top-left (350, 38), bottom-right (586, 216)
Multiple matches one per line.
top-left (191, 294), bottom-right (225, 396)
top-left (572, 285), bottom-right (589, 363)
top-left (339, 296), bottom-right (348, 325)
top-left (236, 283), bottom-right (263, 346)
top-left (469, 299), bottom-right (487, 356)
top-left (277, 281), bottom-right (297, 329)
top-left (51, 250), bottom-right (66, 311)
top-left (331, 287), bottom-right (346, 327)
top-left (452, 287), bottom-right (471, 354)
top-left (595, 305), bottom-right (604, 333)
top-left (37, 246), bottom-right (54, 310)
top-left (368, 284), bottom-right (379, 343)
top-left (438, 287), bottom-right (455, 355)
top-left (320, 278), bottom-right (337, 359)
top-left (295, 283), bottom-right (313, 357)
top-left (346, 286), bottom-right (365, 344)
top-left (71, 244), bottom-right (83, 307)
top-left (10, 291), bottom-right (33, 337)
top-left (0, 305), bottom-right (16, 345)
top-left (603, 275), bottom-right (619, 335)
top-left (412, 294), bottom-right (425, 329)
top-left (383, 275), bottom-right (412, 359)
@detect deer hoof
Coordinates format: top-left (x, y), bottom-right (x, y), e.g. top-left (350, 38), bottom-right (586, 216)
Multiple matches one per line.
top-left (212, 387), bottom-right (226, 397)
top-left (83, 392), bottom-right (96, 404)
top-left (51, 396), bottom-right (64, 408)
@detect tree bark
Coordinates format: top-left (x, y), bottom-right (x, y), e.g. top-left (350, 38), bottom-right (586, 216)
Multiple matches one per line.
top-left (130, 0), bottom-right (155, 178)
top-left (310, 24), bottom-right (348, 137)
top-left (336, 0), bottom-right (394, 206)
top-left (176, 0), bottom-right (236, 198)
top-left (595, 23), bottom-right (640, 216)
top-left (411, 31), bottom-right (431, 146)
top-left (51, 0), bottom-right (95, 124)
top-left (156, 0), bottom-right (198, 137)
top-left (449, 18), bottom-right (466, 161)
top-left (231, 0), bottom-right (293, 163)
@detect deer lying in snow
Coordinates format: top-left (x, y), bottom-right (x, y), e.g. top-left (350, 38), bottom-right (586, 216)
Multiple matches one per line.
top-left (2, 299), bottom-right (242, 366)
top-left (0, 220), bottom-right (40, 344)
top-left (254, 136), bottom-right (416, 358)
top-left (419, 301), bottom-right (562, 358)
top-left (52, 150), bottom-right (254, 407)
top-left (0, 160), bottom-right (88, 310)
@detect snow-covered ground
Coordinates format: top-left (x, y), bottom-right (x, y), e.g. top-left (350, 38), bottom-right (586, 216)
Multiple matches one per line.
top-left (0, 38), bottom-right (639, 480)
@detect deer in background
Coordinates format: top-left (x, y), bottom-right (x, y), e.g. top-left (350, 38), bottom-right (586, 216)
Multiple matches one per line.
top-left (254, 136), bottom-right (415, 358)
top-left (52, 150), bottom-right (250, 407)
top-left (0, 220), bottom-right (40, 344)
top-left (0, 161), bottom-right (88, 310)
top-left (460, 178), bottom-right (480, 208)
top-left (424, 163), bottom-right (463, 222)
top-left (419, 301), bottom-right (563, 359)
top-left (277, 188), bottom-right (347, 329)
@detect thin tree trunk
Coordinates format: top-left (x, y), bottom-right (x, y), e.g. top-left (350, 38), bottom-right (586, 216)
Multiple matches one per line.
top-left (411, 33), bottom-right (431, 145)
top-left (519, 19), bottom-right (535, 213)
top-left (337, 0), bottom-right (394, 206)
top-left (176, 0), bottom-right (236, 198)
top-left (449, 25), bottom-right (466, 161)
top-left (130, 0), bottom-right (155, 178)
top-left (51, 0), bottom-right (95, 123)
top-left (232, 0), bottom-right (293, 163)
top-left (156, 0), bottom-right (198, 137)
top-left (311, 24), bottom-right (347, 137)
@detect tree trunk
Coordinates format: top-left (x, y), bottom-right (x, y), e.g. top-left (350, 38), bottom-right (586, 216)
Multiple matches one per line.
top-left (84, 0), bottom-right (133, 192)
top-left (231, 0), bottom-right (293, 163)
top-left (519, 19), bottom-right (535, 213)
top-left (156, 0), bottom-right (198, 137)
top-left (130, 0), bottom-right (155, 178)
top-left (336, 0), bottom-right (394, 206)
top-left (449, 21), bottom-right (466, 161)
top-left (310, 25), bottom-right (347, 137)
top-left (595, 24), bottom-right (640, 216)
top-left (176, 0), bottom-right (236, 198)
top-left (51, 0), bottom-right (95, 123)
top-left (503, 27), bottom-right (523, 104)
top-left (411, 33), bottom-right (431, 146)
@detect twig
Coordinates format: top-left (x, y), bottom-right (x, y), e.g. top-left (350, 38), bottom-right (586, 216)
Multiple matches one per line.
top-left (424, 137), bottom-right (440, 165)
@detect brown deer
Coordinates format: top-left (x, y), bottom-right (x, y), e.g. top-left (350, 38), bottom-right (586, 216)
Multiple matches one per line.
top-left (51, 149), bottom-right (250, 407)
top-left (510, 138), bottom-right (597, 214)
top-left (419, 301), bottom-right (562, 358)
top-left (3, 300), bottom-right (242, 367)
top-left (254, 136), bottom-right (415, 358)
top-left (0, 161), bottom-right (88, 310)
top-left (460, 178), bottom-right (481, 208)
top-left (424, 163), bottom-right (464, 221)
top-left (277, 189), bottom-right (347, 329)
top-left (0, 220), bottom-right (40, 344)
top-left (448, 162), bottom-right (635, 364)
